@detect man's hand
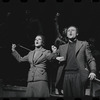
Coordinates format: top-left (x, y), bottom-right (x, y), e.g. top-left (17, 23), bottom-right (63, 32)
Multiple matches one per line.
top-left (12, 44), bottom-right (16, 52)
top-left (56, 56), bottom-right (65, 62)
top-left (51, 45), bottom-right (57, 53)
top-left (88, 72), bottom-right (96, 80)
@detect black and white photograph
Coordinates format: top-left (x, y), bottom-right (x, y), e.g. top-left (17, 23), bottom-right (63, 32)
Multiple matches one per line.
top-left (0, 0), bottom-right (100, 99)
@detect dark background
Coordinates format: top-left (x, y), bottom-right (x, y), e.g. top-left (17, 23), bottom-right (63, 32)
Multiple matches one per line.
top-left (0, 0), bottom-right (100, 86)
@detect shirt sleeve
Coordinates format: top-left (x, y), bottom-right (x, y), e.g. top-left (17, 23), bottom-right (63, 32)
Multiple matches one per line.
top-left (12, 50), bottom-right (29, 62)
top-left (46, 49), bottom-right (60, 61)
top-left (85, 41), bottom-right (96, 73)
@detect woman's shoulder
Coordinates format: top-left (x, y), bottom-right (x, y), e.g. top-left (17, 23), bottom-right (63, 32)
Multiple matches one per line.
top-left (45, 49), bottom-right (51, 53)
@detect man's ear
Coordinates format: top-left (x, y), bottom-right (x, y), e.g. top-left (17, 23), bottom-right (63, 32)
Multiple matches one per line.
top-left (76, 33), bottom-right (78, 36)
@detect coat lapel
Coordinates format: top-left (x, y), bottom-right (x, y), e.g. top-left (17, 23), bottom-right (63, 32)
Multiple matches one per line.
top-left (75, 40), bottom-right (83, 56)
top-left (29, 50), bottom-right (35, 63)
top-left (62, 40), bottom-right (83, 58)
top-left (62, 43), bottom-right (69, 59)
top-left (34, 48), bottom-right (46, 63)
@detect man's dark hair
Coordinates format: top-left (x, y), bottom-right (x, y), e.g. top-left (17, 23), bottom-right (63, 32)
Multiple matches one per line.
top-left (67, 26), bottom-right (79, 35)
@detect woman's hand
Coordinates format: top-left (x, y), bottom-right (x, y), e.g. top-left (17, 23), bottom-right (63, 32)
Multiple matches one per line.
top-left (51, 45), bottom-right (57, 53)
top-left (12, 44), bottom-right (16, 52)
top-left (56, 56), bottom-right (65, 62)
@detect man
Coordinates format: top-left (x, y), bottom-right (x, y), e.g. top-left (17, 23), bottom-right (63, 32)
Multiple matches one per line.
top-left (52, 26), bottom-right (96, 97)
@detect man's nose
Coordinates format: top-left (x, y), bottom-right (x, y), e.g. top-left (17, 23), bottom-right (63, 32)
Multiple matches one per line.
top-left (69, 31), bottom-right (72, 34)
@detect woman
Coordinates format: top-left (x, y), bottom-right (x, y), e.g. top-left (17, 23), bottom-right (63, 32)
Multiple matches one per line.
top-left (12, 35), bottom-right (53, 97)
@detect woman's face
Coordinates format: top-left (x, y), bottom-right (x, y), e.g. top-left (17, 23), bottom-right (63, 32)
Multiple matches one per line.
top-left (34, 36), bottom-right (42, 47)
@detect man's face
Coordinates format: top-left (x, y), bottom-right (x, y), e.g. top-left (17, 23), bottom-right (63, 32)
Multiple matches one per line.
top-left (67, 26), bottom-right (77, 39)
top-left (35, 36), bottom-right (42, 47)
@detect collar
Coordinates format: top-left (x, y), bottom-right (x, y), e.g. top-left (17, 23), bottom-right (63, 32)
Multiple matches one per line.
top-left (69, 38), bottom-right (77, 43)
top-left (35, 46), bottom-right (43, 51)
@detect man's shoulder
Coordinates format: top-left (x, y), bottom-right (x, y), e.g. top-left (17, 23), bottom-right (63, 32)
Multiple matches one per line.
top-left (77, 40), bottom-right (88, 44)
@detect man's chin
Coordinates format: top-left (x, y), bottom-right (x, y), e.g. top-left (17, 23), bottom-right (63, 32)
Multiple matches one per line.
top-left (69, 37), bottom-right (74, 40)
top-left (36, 45), bottom-right (41, 48)
top-left (69, 38), bottom-right (76, 41)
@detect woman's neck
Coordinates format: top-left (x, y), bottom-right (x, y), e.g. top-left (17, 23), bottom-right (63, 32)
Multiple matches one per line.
top-left (35, 46), bottom-right (42, 51)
